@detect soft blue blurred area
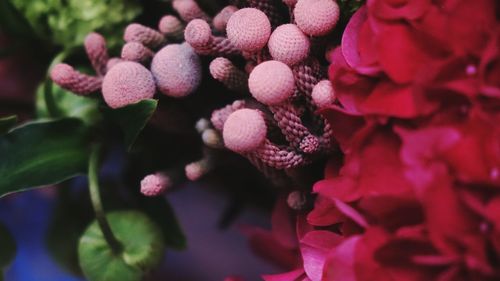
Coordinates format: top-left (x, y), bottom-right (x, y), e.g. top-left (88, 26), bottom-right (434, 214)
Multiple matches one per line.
top-left (0, 182), bottom-right (279, 281)
top-left (0, 190), bottom-right (84, 281)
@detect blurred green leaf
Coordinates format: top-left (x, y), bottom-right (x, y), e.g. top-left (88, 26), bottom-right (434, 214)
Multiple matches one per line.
top-left (10, 0), bottom-right (142, 49)
top-left (36, 80), bottom-right (101, 126)
top-left (140, 197), bottom-right (186, 250)
top-left (0, 223), bottom-right (16, 268)
top-left (78, 210), bottom-right (164, 281)
top-left (0, 118), bottom-right (91, 198)
top-left (0, 115), bottom-right (17, 135)
top-left (103, 99), bottom-right (158, 151)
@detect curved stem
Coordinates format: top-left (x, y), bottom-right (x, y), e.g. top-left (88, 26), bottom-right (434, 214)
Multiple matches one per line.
top-left (88, 144), bottom-right (122, 254)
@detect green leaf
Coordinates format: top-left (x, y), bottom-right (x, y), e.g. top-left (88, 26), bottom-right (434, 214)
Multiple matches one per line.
top-left (78, 210), bottom-right (165, 281)
top-left (36, 80), bottom-right (101, 126)
top-left (139, 197), bottom-right (186, 250)
top-left (0, 118), bottom-right (91, 198)
top-left (0, 0), bottom-right (37, 40)
top-left (0, 115), bottom-right (17, 135)
top-left (0, 223), bottom-right (16, 268)
top-left (103, 99), bottom-right (158, 151)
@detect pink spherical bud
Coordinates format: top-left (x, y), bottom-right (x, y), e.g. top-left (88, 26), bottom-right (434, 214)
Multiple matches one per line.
top-left (151, 43), bottom-right (201, 97)
top-left (226, 8), bottom-right (271, 52)
top-left (213, 5), bottom-right (238, 32)
top-left (294, 0), bottom-right (340, 36)
top-left (312, 80), bottom-right (335, 107)
top-left (102, 61), bottom-right (156, 108)
top-left (84, 32), bottom-right (109, 76)
top-left (248, 60), bottom-right (295, 105)
top-left (124, 23), bottom-right (166, 48)
top-left (185, 159), bottom-right (211, 181)
top-left (184, 19), bottom-right (212, 48)
top-left (268, 24), bottom-right (310, 66)
top-left (141, 173), bottom-right (170, 196)
top-left (158, 15), bottom-right (184, 36)
top-left (172, 0), bottom-right (211, 22)
top-left (223, 109), bottom-right (267, 153)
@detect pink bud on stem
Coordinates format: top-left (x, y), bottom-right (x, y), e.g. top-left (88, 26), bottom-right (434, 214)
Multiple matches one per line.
top-left (312, 80), bottom-right (335, 107)
top-left (226, 8), bottom-right (271, 53)
top-left (158, 15), bottom-right (185, 40)
top-left (293, 0), bottom-right (340, 36)
top-left (268, 24), bottom-right (310, 66)
top-left (140, 173), bottom-right (171, 196)
top-left (213, 5), bottom-right (238, 32)
top-left (50, 64), bottom-right (103, 95)
top-left (223, 109), bottom-right (306, 169)
top-left (84, 32), bottom-right (109, 76)
top-left (184, 19), bottom-right (240, 56)
top-left (209, 57), bottom-right (248, 93)
top-left (172, 0), bottom-right (211, 22)
top-left (248, 60), bottom-right (319, 154)
top-left (124, 23), bottom-right (166, 49)
top-left (121, 42), bottom-right (154, 63)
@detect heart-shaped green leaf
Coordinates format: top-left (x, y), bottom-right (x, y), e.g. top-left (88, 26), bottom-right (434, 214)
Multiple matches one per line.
top-left (103, 99), bottom-right (158, 151)
top-left (0, 115), bottom-right (17, 135)
top-left (0, 118), bottom-right (91, 198)
top-left (78, 210), bottom-right (165, 281)
top-left (0, 223), bottom-right (16, 269)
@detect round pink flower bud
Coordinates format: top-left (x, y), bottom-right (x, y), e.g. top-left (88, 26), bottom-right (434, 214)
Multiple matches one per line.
top-left (158, 15), bottom-right (184, 36)
top-left (184, 19), bottom-right (212, 48)
top-left (226, 8), bottom-right (271, 52)
top-left (248, 60), bottom-right (295, 105)
top-left (223, 109), bottom-right (267, 153)
top-left (268, 24), bottom-right (310, 66)
top-left (213, 5), bottom-right (238, 32)
top-left (294, 0), bottom-right (340, 36)
top-left (102, 61), bottom-right (155, 108)
top-left (312, 80), bottom-right (335, 107)
top-left (140, 173), bottom-right (170, 196)
top-left (151, 43), bottom-right (202, 97)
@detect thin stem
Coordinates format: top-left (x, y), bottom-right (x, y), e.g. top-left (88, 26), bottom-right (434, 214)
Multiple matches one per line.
top-left (88, 144), bottom-right (122, 254)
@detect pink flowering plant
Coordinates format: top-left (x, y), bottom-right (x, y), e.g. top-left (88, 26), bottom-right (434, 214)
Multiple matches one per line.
top-left (1, 0), bottom-right (499, 280)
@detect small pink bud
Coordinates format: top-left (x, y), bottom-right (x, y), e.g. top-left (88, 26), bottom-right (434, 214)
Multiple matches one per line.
top-left (185, 158), bottom-right (211, 181)
top-left (223, 109), bottom-right (267, 153)
top-left (184, 19), bottom-right (212, 48)
top-left (124, 23), bottom-right (166, 49)
top-left (50, 63), bottom-right (102, 95)
top-left (172, 0), bottom-right (211, 22)
top-left (312, 80), bottom-right (335, 107)
top-left (268, 24), bottom-right (310, 66)
top-left (84, 32), bottom-right (109, 76)
top-left (151, 43), bottom-right (201, 97)
top-left (102, 61), bottom-right (156, 108)
top-left (226, 8), bottom-right (271, 52)
top-left (213, 5), bottom-right (238, 32)
top-left (158, 15), bottom-right (184, 37)
top-left (248, 60), bottom-right (295, 105)
top-left (294, 0), bottom-right (340, 36)
top-left (141, 173), bottom-right (170, 196)
top-left (121, 42), bottom-right (154, 62)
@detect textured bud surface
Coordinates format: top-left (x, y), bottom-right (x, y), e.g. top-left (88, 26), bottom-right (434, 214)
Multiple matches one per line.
top-left (102, 61), bottom-right (156, 108)
top-left (226, 8), bottom-right (271, 52)
top-left (141, 173), bottom-right (170, 196)
top-left (248, 60), bottom-right (295, 105)
top-left (268, 24), bottom-right (310, 66)
top-left (159, 15), bottom-right (184, 35)
top-left (151, 43), bottom-right (201, 97)
top-left (213, 6), bottom-right (238, 32)
top-left (312, 79), bottom-right (335, 107)
top-left (223, 109), bottom-right (267, 153)
top-left (294, 0), bottom-right (340, 36)
top-left (184, 19), bottom-right (212, 48)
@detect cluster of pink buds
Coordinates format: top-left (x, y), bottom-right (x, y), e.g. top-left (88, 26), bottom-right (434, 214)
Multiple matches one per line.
top-left (50, 0), bottom-right (341, 193)
top-left (184, 0), bottom-right (340, 186)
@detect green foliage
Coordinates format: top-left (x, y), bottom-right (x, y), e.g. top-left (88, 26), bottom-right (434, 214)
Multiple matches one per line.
top-left (103, 99), bottom-right (158, 151)
top-left (0, 118), bottom-right (91, 198)
top-left (0, 115), bottom-right (17, 135)
top-left (9, 0), bottom-right (142, 49)
top-left (78, 211), bottom-right (165, 281)
top-left (0, 223), bottom-right (16, 269)
top-left (36, 80), bottom-right (101, 126)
